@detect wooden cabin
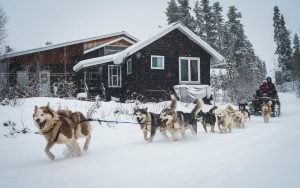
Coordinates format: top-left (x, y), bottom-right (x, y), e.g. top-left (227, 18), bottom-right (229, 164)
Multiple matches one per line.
top-left (74, 22), bottom-right (225, 101)
top-left (0, 32), bottom-right (138, 96)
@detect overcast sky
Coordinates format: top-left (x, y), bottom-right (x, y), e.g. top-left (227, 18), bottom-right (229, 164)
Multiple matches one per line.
top-left (0, 0), bottom-right (299, 76)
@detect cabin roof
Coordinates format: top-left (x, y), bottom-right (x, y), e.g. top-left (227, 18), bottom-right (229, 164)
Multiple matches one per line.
top-left (0, 31), bottom-right (138, 60)
top-left (73, 22), bottom-right (225, 72)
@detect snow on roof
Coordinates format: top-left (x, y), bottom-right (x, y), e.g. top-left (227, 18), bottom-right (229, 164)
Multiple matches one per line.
top-left (73, 22), bottom-right (225, 72)
top-left (0, 31), bottom-right (138, 60)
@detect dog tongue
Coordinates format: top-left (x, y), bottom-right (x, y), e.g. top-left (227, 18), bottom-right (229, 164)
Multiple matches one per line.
top-left (39, 121), bottom-right (46, 129)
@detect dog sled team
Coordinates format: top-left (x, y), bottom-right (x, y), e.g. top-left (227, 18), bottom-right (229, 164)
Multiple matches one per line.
top-left (33, 78), bottom-right (275, 160)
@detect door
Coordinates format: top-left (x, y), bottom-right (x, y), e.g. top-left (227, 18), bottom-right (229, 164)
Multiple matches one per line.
top-left (39, 71), bottom-right (50, 96)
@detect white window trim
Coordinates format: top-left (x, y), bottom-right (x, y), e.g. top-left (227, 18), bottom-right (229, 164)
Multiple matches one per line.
top-left (108, 65), bottom-right (122, 88)
top-left (127, 58), bottom-right (132, 75)
top-left (179, 57), bottom-right (201, 84)
top-left (151, 55), bottom-right (165, 70)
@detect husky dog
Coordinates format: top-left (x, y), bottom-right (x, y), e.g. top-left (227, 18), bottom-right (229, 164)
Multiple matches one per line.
top-left (57, 109), bottom-right (92, 150)
top-left (196, 106), bottom-right (217, 133)
top-left (33, 104), bottom-right (92, 160)
top-left (160, 95), bottom-right (204, 141)
top-left (231, 110), bottom-right (246, 128)
top-left (215, 108), bottom-right (234, 133)
top-left (133, 108), bottom-right (167, 142)
top-left (238, 103), bottom-right (250, 120)
top-left (261, 100), bottom-right (272, 123)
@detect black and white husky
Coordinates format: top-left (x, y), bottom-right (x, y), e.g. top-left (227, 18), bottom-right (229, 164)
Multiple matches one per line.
top-left (133, 107), bottom-right (167, 142)
top-left (160, 95), bottom-right (204, 141)
top-left (238, 103), bottom-right (250, 120)
top-left (196, 106), bottom-right (217, 133)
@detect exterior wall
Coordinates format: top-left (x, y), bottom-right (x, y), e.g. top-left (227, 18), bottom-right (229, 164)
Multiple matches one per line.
top-left (123, 29), bottom-right (211, 100)
top-left (84, 29), bottom-right (212, 101)
top-left (0, 35), bottom-right (137, 96)
top-left (2, 44), bottom-right (83, 89)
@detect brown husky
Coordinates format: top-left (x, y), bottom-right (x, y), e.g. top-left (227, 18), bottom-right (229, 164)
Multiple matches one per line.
top-left (261, 101), bottom-right (272, 123)
top-left (33, 103), bottom-right (92, 160)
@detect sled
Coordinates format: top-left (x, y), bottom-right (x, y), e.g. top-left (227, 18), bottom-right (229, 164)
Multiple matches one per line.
top-left (249, 93), bottom-right (281, 117)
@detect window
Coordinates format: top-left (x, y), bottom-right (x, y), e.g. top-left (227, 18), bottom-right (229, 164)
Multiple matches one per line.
top-left (179, 57), bottom-right (200, 84)
top-left (127, 59), bottom-right (132, 75)
top-left (108, 65), bottom-right (121, 87)
top-left (89, 72), bottom-right (99, 80)
top-left (151, 55), bottom-right (164, 69)
top-left (17, 71), bottom-right (29, 86)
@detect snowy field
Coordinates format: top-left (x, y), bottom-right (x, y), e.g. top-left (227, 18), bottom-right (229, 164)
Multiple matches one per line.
top-left (0, 93), bottom-right (300, 188)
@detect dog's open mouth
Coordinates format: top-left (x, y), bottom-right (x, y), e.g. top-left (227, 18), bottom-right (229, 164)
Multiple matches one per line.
top-left (137, 118), bottom-right (144, 123)
top-left (162, 119), bottom-right (168, 123)
top-left (39, 121), bottom-right (46, 129)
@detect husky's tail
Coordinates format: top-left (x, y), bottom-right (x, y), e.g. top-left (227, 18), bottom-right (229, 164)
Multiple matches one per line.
top-left (169, 95), bottom-right (177, 110)
top-left (191, 99), bottom-right (204, 116)
top-left (209, 106), bottom-right (218, 114)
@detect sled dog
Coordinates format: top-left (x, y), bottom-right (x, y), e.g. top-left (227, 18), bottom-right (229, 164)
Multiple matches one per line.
top-left (33, 104), bottom-right (92, 160)
top-left (231, 110), bottom-right (246, 128)
top-left (238, 103), bottom-right (250, 120)
top-left (160, 95), bottom-right (203, 141)
top-left (261, 100), bottom-right (272, 123)
top-left (215, 108), bottom-right (234, 133)
top-left (133, 107), bottom-right (168, 142)
top-left (57, 109), bottom-right (92, 150)
top-left (196, 106), bottom-right (217, 133)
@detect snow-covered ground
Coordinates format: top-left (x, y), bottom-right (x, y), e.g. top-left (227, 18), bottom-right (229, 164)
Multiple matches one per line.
top-left (0, 93), bottom-right (300, 188)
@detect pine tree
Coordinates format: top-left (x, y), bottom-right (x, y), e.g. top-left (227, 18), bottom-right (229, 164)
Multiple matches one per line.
top-left (178, 0), bottom-right (195, 31)
top-left (223, 6), bottom-right (259, 102)
top-left (273, 6), bottom-right (293, 81)
top-left (293, 34), bottom-right (300, 80)
top-left (165, 0), bottom-right (181, 24)
top-left (273, 6), bottom-right (281, 48)
top-left (194, 1), bottom-right (204, 38)
top-left (279, 15), bottom-right (293, 72)
top-left (212, 2), bottom-right (224, 52)
top-left (193, 0), bottom-right (216, 48)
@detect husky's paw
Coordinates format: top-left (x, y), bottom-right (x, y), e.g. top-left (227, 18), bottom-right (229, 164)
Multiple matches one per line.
top-left (47, 153), bottom-right (55, 161)
top-left (62, 147), bottom-right (77, 158)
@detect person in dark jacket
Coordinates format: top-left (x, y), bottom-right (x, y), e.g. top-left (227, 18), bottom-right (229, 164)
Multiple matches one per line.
top-left (266, 77), bottom-right (277, 97)
top-left (259, 80), bottom-right (269, 94)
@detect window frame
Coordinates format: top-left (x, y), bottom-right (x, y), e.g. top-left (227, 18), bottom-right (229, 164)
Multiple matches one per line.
top-left (151, 55), bottom-right (165, 70)
top-left (108, 65), bottom-right (122, 88)
top-left (179, 57), bottom-right (201, 84)
top-left (17, 71), bottom-right (29, 86)
top-left (127, 58), bottom-right (132, 75)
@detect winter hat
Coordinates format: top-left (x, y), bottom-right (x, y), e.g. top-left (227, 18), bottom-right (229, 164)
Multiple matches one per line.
top-left (262, 80), bottom-right (267, 84)
top-left (266, 77), bottom-right (272, 82)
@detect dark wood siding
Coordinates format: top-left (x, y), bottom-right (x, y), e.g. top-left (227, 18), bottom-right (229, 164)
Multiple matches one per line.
top-left (124, 29), bottom-right (211, 100)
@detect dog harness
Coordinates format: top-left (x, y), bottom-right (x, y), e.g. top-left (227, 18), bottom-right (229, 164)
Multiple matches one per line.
top-left (40, 120), bottom-right (60, 142)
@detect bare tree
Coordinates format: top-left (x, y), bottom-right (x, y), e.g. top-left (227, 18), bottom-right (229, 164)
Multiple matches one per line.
top-left (0, 5), bottom-right (8, 48)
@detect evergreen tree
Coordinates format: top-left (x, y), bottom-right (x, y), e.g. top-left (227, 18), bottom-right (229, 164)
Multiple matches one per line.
top-left (262, 61), bottom-right (267, 79)
top-left (293, 34), bottom-right (300, 80)
top-left (165, 0), bottom-right (181, 24)
top-left (212, 1), bottom-right (224, 52)
top-left (223, 6), bottom-right (258, 102)
top-left (273, 6), bottom-right (293, 81)
top-left (178, 0), bottom-right (195, 31)
top-left (193, 0), bottom-right (216, 48)
top-left (279, 15), bottom-right (293, 72)
top-left (193, 1), bottom-right (204, 38)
